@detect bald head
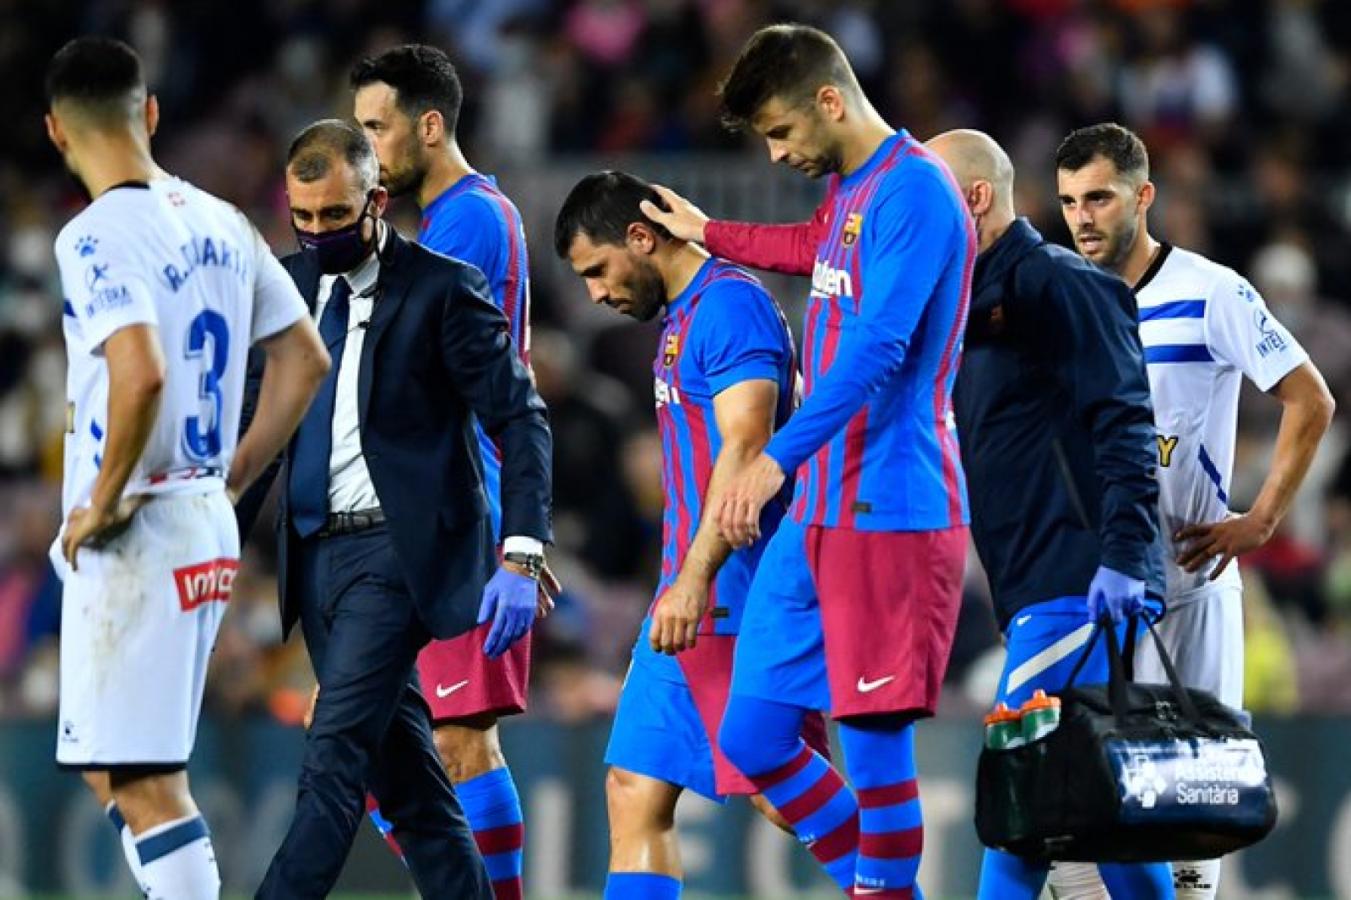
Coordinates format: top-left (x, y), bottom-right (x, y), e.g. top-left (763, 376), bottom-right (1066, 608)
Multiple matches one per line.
top-left (927, 129), bottom-right (1016, 252)
top-left (929, 130), bottom-right (1015, 205)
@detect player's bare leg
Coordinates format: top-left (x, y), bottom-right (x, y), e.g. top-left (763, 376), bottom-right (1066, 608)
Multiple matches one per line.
top-left (605, 768), bottom-right (794, 898)
top-left (110, 769), bottom-right (219, 899)
top-left (606, 767), bottom-right (683, 886)
top-left (433, 713), bottom-right (525, 900)
top-left (82, 770), bottom-right (148, 894)
top-left (434, 713), bottom-right (506, 782)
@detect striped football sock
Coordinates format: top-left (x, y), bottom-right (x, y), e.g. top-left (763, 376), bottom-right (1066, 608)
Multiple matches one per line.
top-left (459, 767), bottom-right (526, 900)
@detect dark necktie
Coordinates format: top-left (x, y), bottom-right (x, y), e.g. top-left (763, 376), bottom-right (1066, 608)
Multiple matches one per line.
top-left (287, 277), bottom-right (352, 537)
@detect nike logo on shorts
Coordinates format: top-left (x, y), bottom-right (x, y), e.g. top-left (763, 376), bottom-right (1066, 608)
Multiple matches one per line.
top-left (435, 679), bottom-right (470, 699)
top-left (856, 675), bottom-right (895, 693)
top-left (1015, 614), bottom-right (1032, 627)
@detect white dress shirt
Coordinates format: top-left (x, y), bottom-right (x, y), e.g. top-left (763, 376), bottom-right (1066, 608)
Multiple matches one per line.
top-left (315, 224), bottom-right (542, 557)
top-left (316, 234), bottom-right (381, 515)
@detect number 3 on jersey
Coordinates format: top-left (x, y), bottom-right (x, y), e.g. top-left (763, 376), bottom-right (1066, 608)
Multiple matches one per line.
top-left (183, 310), bottom-right (229, 462)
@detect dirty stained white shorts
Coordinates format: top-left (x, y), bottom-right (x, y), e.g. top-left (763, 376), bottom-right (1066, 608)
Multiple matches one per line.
top-left (54, 490), bottom-right (238, 769)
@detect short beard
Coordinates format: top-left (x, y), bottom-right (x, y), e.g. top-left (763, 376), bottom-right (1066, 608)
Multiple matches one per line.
top-left (1101, 215), bottom-right (1139, 273)
top-left (818, 138), bottom-right (845, 177)
top-left (625, 260), bottom-right (667, 322)
top-left (382, 153), bottom-right (426, 199)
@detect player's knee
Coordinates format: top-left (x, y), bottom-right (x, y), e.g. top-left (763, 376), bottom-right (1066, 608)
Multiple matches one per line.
top-left (718, 710), bottom-right (768, 776)
top-left (606, 768), bottom-right (676, 834)
top-left (433, 717), bottom-right (503, 784)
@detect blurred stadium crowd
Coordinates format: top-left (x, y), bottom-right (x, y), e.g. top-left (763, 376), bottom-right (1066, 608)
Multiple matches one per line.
top-left (1, 0), bottom-right (1350, 726)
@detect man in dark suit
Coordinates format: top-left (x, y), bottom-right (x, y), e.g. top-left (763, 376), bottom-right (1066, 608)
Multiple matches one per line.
top-left (248, 119), bottom-right (552, 899)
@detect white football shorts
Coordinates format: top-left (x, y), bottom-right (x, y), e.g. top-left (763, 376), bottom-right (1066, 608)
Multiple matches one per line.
top-left (55, 490), bottom-right (238, 768)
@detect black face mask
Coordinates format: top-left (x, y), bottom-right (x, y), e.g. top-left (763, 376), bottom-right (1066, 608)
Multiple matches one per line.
top-left (295, 193), bottom-right (376, 274)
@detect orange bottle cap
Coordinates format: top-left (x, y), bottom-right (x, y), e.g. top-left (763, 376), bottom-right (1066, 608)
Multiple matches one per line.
top-left (1020, 689), bottom-right (1061, 712)
top-left (983, 702), bottom-right (1023, 726)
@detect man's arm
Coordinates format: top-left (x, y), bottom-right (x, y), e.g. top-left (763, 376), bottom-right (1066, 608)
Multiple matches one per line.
top-left (718, 173), bottom-right (965, 545)
top-left (227, 318), bottom-right (329, 504)
top-left (1177, 361), bottom-right (1334, 576)
top-left (1176, 271), bottom-right (1334, 577)
top-left (440, 263), bottom-right (552, 542)
top-left (641, 184), bottom-right (827, 276)
top-left (62, 324), bottom-right (164, 569)
top-left (1052, 266), bottom-right (1161, 583)
top-left (651, 379), bottom-right (779, 655)
top-left (440, 262), bottom-right (553, 656)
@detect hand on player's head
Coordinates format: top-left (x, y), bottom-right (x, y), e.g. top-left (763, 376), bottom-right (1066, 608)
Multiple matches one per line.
top-left (638, 185), bottom-right (709, 245)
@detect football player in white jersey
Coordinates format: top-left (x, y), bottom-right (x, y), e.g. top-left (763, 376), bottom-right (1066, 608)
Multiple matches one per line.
top-left (44, 37), bottom-right (328, 899)
top-left (1049, 123), bottom-right (1334, 900)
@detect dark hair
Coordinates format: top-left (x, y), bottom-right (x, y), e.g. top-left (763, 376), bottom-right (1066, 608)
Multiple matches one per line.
top-left (1055, 123), bottom-right (1150, 182)
top-left (351, 44), bottom-right (463, 137)
top-left (286, 119), bottom-right (378, 189)
top-left (718, 24), bottom-right (856, 131)
top-left (553, 171), bottom-right (673, 258)
top-left (45, 36), bottom-right (145, 119)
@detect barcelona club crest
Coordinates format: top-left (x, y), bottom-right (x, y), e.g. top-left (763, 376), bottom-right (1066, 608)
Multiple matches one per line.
top-left (842, 212), bottom-right (863, 246)
top-left (663, 332), bottom-right (680, 368)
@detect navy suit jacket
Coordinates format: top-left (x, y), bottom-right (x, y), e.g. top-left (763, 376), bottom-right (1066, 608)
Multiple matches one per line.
top-left (236, 228), bottom-right (552, 640)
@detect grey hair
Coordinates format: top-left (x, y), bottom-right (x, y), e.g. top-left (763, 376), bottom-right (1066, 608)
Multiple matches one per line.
top-left (286, 118), bottom-right (379, 190)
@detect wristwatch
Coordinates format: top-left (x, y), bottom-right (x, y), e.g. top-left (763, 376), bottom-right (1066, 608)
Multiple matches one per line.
top-left (502, 551), bottom-right (545, 579)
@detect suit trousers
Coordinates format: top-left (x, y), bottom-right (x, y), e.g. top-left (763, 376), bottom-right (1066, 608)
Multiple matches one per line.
top-left (256, 524), bottom-right (492, 899)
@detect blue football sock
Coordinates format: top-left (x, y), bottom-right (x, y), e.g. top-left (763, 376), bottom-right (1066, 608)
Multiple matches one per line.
top-left (840, 719), bottom-right (925, 897)
top-left (458, 767), bottom-right (525, 895)
top-left (721, 694), bottom-right (858, 892)
top-left (604, 871), bottom-right (681, 899)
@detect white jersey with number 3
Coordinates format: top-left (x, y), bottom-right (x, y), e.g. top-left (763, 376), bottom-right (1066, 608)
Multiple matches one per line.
top-left (55, 177), bottom-right (306, 518)
top-left (1134, 244), bottom-right (1307, 602)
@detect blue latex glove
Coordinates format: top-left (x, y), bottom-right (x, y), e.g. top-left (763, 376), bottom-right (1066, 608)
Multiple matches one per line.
top-left (478, 566), bottom-right (538, 658)
top-left (1086, 564), bottom-right (1145, 624)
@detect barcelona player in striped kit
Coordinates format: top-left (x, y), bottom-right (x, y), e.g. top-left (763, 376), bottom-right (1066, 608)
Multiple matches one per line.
top-left (353, 45), bottom-right (541, 899)
top-left (644, 26), bottom-right (973, 898)
top-left (555, 171), bottom-right (829, 900)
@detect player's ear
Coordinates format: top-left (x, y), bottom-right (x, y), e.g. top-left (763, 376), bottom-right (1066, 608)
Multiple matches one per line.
top-left (145, 94), bottom-right (159, 138)
top-left (816, 85), bottom-right (846, 123)
top-left (626, 221), bottom-right (657, 255)
top-left (44, 111), bottom-right (66, 153)
top-left (419, 109), bottom-right (443, 147)
top-left (1136, 179), bottom-right (1156, 215)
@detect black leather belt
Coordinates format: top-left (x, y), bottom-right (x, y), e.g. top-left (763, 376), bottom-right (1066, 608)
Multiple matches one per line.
top-left (318, 507), bottom-right (385, 537)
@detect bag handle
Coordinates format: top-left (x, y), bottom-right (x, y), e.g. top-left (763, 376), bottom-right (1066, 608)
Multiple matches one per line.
top-left (1134, 616), bottom-right (1206, 726)
top-left (1061, 615), bottom-right (1206, 729)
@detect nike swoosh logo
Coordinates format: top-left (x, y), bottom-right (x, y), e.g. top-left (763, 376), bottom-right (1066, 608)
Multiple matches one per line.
top-left (435, 679), bottom-right (470, 699)
top-left (856, 675), bottom-right (895, 693)
top-left (1015, 614), bottom-right (1032, 627)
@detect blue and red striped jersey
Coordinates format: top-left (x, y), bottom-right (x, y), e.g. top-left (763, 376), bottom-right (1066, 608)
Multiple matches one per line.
top-left (762, 131), bottom-right (975, 532)
top-left (653, 258), bottom-right (796, 635)
top-left (419, 173), bottom-right (531, 539)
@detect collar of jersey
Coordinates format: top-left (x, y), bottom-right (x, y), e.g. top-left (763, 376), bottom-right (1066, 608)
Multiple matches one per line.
top-left (840, 130), bottom-right (907, 188)
top-left (666, 256), bottom-right (718, 314)
top-left (423, 172), bottom-right (489, 220)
